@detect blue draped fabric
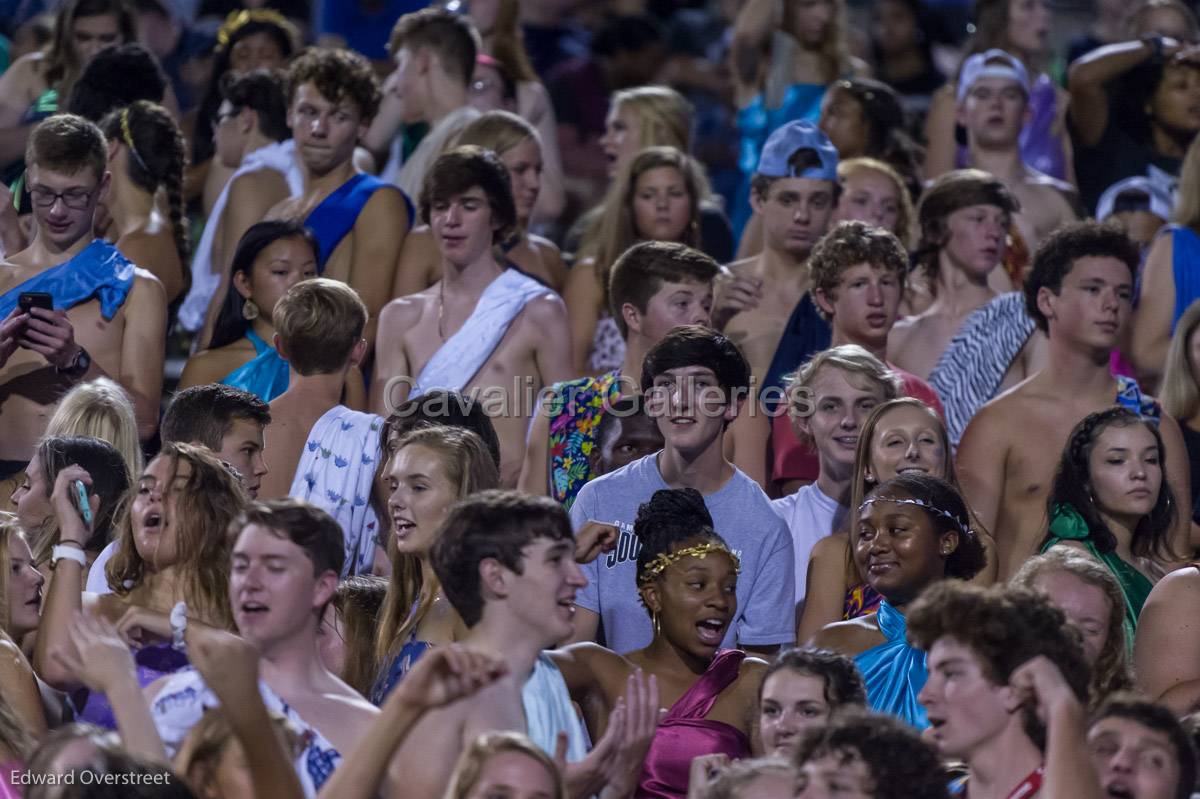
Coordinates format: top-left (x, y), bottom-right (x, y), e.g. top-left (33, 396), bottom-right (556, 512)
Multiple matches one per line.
top-left (853, 600), bottom-right (929, 729)
top-left (0, 239), bottom-right (134, 320)
top-left (1170, 225), bottom-right (1200, 335)
top-left (220, 328), bottom-right (290, 402)
top-left (304, 173), bottom-right (413, 269)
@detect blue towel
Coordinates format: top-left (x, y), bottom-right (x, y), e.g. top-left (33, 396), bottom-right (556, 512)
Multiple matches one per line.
top-left (304, 173), bottom-right (413, 269)
top-left (220, 329), bottom-right (290, 403)
top-left (854, 599), bottom-right (929, 729)
top-left (0, 239), bottom-right (134, 320)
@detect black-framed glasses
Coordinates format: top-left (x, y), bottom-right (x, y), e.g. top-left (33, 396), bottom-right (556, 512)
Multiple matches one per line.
top-left (28, 185), bottom-right (95, 210)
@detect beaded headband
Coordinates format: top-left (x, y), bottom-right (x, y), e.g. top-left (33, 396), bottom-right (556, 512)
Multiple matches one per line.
top-left (638, 541), bottom-right (741, 587)
top-left (216, 9), bottom-right (296, 52)
top-left (860, 495), bottom-right (971, 537)
top-left (120, 108), bottom-right (149, 174)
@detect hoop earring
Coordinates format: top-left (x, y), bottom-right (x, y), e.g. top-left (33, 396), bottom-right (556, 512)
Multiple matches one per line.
top-left (242, 299), bottom-right (259, 321)
top-left (652, 612), bottom-right (661, 638)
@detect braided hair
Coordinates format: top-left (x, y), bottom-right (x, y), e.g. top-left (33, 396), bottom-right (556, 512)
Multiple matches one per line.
top-left (633, 488), bottom-right (731, 614)
top-left (1044, 407), bottom-right (1177, 562)
top-left (100, 101), bottom-right (189, 267)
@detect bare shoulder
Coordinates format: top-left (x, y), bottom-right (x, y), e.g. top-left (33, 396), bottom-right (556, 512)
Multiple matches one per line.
top-left (738, 655), bottom-right (771, 678)
top-left (231, 168), bottom-right (289, 197)
top-left (266, 195), bottom-right (302, 221)
top-left (524, 290), bottom-right (568, 323)
top-left (1147, 565), bottom-right (1200, 608)
top-left (181, 344), bottom-right (252, 386)
top-left (128, 270), bottom-right (167, 307)
top-left (326, 683), bottom-right (381, 719)
top-left (810, 531), bottom-right (850, 560)
top-left (361, 184), bottom-right (409, 218)
top-left (380, 290), bottom-right (435, 326)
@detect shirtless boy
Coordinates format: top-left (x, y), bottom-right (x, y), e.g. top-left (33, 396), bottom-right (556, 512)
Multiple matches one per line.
top-left (715, 120), bottom-right (837, 391)
top-left (371, 147), bottom-right (572, 487)
top-left (888, 169), bottom-right (1020, 381)
top-left (957, 49), bottom-right (1078, 252)
top-left (0, 114), bottom-right (165, 504)
top-left (268, 47), bottom-right (410, 345)
top-left (957, 222), bottom-right (1193, 579)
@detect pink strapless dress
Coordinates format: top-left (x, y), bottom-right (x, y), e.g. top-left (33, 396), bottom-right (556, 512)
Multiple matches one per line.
top-left (635, 650), bottom-right (751, 799)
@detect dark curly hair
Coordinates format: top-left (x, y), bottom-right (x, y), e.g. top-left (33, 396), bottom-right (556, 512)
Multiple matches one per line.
top-left (863, 473), bottom-right (987, 581)
top-left (419, 146), bottom-right (518, 247)
top-left (287, 46), bottom-right (381, 121)
top-left (633, 488), bottom-right (726, 611)
top-left (759, 647), bottom-right (867, 709)
top-left (908, 582), bottom-right (1091, 750)
top-left (1092, 693), bottom-right (1197, 799)
top-left (793, 710), bottom-right (950, 799)
top-left (1043, 407), bottom-right (1178, 563)
top-left (1023, 221), bottom-right (1139, 334)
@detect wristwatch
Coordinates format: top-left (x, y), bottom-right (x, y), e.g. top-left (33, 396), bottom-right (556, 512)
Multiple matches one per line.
top-left (56, 346), bottom-right (91, 380)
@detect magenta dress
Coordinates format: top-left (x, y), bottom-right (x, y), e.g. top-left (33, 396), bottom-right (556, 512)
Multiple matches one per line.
top-left (635, 650), bottom-right (751, 799)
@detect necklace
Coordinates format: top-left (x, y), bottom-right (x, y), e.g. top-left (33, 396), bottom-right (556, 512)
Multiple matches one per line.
top-left (437, 281), bottom-right (446, 341)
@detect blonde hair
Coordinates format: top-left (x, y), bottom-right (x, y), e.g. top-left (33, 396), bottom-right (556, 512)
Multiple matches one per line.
top-left (1173, 135), bottom-right (1200, 230)
top-left (444, 731), bottom-right (567, 799)
top-left (456, 109), bottom-right (539, 156)
top-left (45, 377), bottom-right (142, 485)
top-left (706, 757), bottom-right (798, 799)
top-left (784, 345), bottom-right (901, 446)
top-left (374, 427), bottom-right (499, 670)
top-left (176, 706), bottom-right (303, 795)
top-left (838, 157), bottom-right (916, 247)
top-left (612, 86), bottom-right (693, 153)
top-left (1161, 298), bottom-right (1200, 421)
top-left (1011, 545), bottom-right (1133, 707)
top-left (0, 514), bottom-right (22, 634)
top-left (107, 442), bottom-right (246, 627)
top-left (582, 146), bottom-right (707, 307)
top-left (273, 278), bottom-right (367, 376)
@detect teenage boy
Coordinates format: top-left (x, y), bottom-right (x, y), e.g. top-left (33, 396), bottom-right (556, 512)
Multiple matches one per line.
top-left (910, 582), bottom-right (1100, 799)
top-left (372, 147), bottom-right (572, 487)
top-left (958, 49), bottom-right (1078, 251)
top-left (183, 68), bottom-right (302, 340)
top-left (149, 500), bottom-right (384, 795)
top-left (518, 240), bottom-right (716, 507)
top-left (589, 399), bottom-right (664, 479)
top-left (0, 114), bottom-right (166, 505)
top-left (958, 221), bottom-right (1192, 579)
top-left (1088, 694), bottom-right (1197, 799)
top-left (715, 120), bottom-right (837, 390)
top-left (366, 7), bottom-right (481, 199)
top-left (767, 221), bottom-right (946, 491)
top-left (388, 489), bottom-right (654, 799)
top-left (268, 47), bottom-right (411, 345)
top-left (260, 278), bottom-right (382, 576)
top-left (567, 325), bottom-right (795, 655)
top-left (86, 383), bottom-right (272, 594)
top-left (774, 345), bottom-right (899, 615)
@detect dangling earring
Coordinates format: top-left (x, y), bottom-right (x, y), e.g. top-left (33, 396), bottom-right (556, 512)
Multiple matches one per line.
top-left (242, 299), bottom-right (259, 321)
top-left (652, 612), bottom-right (661, 638)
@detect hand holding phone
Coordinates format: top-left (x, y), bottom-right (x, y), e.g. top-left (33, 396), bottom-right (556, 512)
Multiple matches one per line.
top-left (73, 479), bottom-right (94, 530)
top-left (18, 292), bottom-right (53, 313)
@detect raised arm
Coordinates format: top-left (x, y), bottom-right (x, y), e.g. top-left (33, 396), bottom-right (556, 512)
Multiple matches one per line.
top-left (320, 645), bottom-right (507, 799)
top-left (1135, 567), bottom-right (1200, 713)
top-left (1067, 39), bottom-right (1179, 148)
top-left (349, 188), bottom-right (411, 349)
top-left (731, 0), bottom-right (780, 104)
top-left (1130, 231), bottom-right (1175, 386)
top-left (34, 466), bottom-right (102, 691)
top-left (921, 85), bottom-right (959, 182)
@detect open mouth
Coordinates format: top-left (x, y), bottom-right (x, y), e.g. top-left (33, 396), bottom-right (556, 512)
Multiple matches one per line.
top-left (393, 518), bottom-right (416, 537)
top-left (868, 560), bottom-right (898, 576)
top-left (696, 618), bottom-right (726, 646)
top-left (556, 596), bottom-right (576, 619)
top-left (239, 601), bottom-right (269, 616)
top-left (1104, 782), bottom-right (1134, 799)
top-left (669, 416), bottom-right (696, 426)
top-left (142, 512), bottom-right (163, 532)
top-left (833, 435), bottom-right (858, 448)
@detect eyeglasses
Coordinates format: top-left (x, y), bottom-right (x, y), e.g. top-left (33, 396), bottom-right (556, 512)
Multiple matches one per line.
top-left (28, 185), bottom-right (95, 210)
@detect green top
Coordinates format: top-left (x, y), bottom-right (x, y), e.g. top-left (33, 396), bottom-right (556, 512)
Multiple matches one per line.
top-left (1042, 503), bottom-right (1154, 643)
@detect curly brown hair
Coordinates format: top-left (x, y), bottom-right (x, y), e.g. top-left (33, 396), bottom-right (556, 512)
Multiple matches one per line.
top-left (1023, 221), bottom-right (1139, 335)
top-left (794, 710), bottom-right (950, 799)
top-left (287, 47), bottom-right (381, 120)
top-left (907, 582), bottom-right (1091, 750)
top-left (808, 220), bottom-right (909, 323)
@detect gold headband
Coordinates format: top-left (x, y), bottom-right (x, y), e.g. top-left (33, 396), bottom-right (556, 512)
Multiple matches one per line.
top-left (120, 108), bottom-right (148, 173)
top-left (216, 9), bottom-right (296, 52)
top-left (638, 542), bottom-right (741, 586)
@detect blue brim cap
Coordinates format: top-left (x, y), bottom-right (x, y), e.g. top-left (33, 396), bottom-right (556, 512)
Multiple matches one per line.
top-left (756, 120), bottom-right (839, 182)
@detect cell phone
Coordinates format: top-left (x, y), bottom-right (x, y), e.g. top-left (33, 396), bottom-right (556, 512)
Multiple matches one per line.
top-left (73, 479), bottom-right (93, 529)
top-left (18, 292), bottom-right (52, 313)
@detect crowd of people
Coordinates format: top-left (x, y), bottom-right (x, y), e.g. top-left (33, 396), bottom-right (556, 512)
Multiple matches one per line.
top-left (2, 0), bottom-right (1200, 796)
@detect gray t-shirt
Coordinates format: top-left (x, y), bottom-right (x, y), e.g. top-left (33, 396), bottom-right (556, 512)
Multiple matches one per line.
top-left (571, 454), bottom-right (796, 654)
